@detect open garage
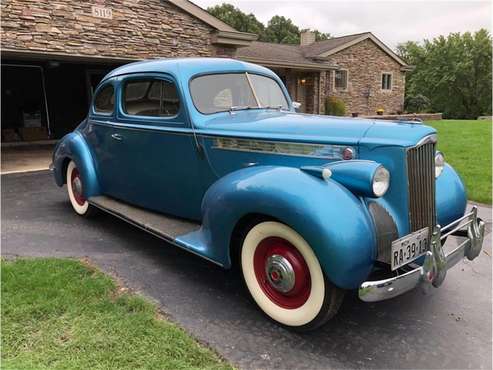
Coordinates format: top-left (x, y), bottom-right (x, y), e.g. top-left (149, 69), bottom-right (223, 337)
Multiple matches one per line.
top-left (1, 0), bottom-right (255, 172)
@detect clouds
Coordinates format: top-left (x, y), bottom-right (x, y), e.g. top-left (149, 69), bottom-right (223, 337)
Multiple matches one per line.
top-left (194, 0), bottom-right (491, 48)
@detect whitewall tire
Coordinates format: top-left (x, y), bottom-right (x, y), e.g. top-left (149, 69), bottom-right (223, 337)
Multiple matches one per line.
top-left (240, 221), bottom-right (344, 331)
top-left (66, 161), bottom-right (95, 217)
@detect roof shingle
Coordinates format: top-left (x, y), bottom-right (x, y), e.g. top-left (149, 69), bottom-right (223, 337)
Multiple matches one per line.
top-left (236, 41), bottom-right (335, 70)
top-left (236, 32), bottom-right (407, 69)
top-left (300, 32), bottom-right (370, 57)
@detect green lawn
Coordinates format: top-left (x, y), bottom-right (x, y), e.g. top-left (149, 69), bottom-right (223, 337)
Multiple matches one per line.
top-left (1, 258), bottom-right (232, 370)
top-left (426, 119), bottom-right (492, 204)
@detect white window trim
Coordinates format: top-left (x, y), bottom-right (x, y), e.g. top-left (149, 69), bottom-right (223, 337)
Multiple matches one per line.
top-left (333, 68), bottom-right (349, 92)
top-left (381, 72), bottom-right (393, 91)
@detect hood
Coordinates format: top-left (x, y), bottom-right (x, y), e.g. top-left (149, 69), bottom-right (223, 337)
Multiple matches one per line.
top-left (197, 110), bottom-right (436, 148)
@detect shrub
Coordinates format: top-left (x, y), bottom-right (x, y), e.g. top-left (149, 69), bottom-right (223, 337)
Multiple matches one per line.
top-left (405, 94), bottom-right (431, 113)
top-left (325, 96), bottom-right (346, 116)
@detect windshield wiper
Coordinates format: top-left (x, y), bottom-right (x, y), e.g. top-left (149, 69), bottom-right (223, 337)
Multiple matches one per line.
top-left (228, 105), bottom-right (285, 114)
top-left (228, 105), bottom-right (259, 113)
top-left (261, 105), bottom-right (284, 111)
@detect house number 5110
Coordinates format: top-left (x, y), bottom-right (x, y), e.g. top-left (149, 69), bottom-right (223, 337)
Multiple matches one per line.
top-left (92, 6), bottom-right (112, 19)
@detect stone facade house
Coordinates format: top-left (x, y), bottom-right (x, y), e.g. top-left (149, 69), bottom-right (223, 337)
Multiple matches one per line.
top-left (236, 32), bottom-right (410, 115)
top-left (1, 0), bottom-right (408, 143)
top-left (1, 0), bottom-right (256, 141)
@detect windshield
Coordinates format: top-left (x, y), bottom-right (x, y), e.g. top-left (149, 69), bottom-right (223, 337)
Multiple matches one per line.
top-left (190, 73), bottom-right (289, 114)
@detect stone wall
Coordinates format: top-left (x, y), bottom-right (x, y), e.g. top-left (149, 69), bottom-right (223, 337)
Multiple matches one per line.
top-left (326, 39), bottom-right (405, 116)
top-left (1, 0), bottom-right (216, 60)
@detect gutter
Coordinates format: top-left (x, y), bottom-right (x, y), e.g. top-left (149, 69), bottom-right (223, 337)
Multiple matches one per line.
top-left (238, 56), bottom-right (339, 71)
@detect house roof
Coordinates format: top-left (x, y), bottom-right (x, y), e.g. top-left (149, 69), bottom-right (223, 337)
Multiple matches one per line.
top-left (308, 32), bottom-right (407, 66)
top-left (237, 32), bottom-right (408, 69)
top-left (300, 32), bottom-right (368, 57)
top-left (167, 0), bottom-right (257, 46)
top-left (236, 42), bottom-right (338, 70)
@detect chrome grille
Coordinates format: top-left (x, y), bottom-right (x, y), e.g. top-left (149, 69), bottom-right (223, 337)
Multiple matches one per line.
top-left (407, 140), bottom-right (436, 232)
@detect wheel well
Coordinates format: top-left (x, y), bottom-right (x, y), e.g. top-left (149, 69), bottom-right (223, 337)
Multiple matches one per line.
top-left (61, 157), bottom-right (71, 184)
top-left (229, 213), bottom-right (277, 269)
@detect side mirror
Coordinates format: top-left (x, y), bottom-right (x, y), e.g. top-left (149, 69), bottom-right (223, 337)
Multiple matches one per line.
top-left (292, 101), bottom-right (301, 112)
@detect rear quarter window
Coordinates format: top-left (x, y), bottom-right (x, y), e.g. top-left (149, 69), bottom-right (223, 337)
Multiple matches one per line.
top-left (93, 84), bottom-right (115, 114)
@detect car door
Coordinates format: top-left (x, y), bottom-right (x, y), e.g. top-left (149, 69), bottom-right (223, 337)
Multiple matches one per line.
top-left (85, 80), bottom-right (123, 196)
top-left (89, 73), bottom-right (204, 220)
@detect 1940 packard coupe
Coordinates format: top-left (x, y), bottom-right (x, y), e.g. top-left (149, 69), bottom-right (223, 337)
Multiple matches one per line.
top-left (52, 58), bottom-right (485, 330)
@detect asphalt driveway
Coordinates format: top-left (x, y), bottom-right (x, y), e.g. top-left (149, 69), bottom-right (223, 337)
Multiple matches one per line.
top-left (2, 171), bottom-right (492, 370)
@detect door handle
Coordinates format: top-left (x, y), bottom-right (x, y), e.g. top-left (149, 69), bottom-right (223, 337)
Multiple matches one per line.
top-left (111, 133), bottom-right (123, 141)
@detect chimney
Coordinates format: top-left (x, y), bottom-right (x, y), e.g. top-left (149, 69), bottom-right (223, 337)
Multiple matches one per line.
top-left (300, 30), bottom-right (316, 46)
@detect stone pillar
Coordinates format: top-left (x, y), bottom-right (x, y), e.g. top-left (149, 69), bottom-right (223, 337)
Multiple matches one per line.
top-left (318, 71), bottom-right (328, 114)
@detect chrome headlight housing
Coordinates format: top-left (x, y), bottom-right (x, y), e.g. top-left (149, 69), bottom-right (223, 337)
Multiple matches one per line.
top-left (372, 165), bottom-right (390, 197)
top-left (435, 151), bottom-right (445, 177)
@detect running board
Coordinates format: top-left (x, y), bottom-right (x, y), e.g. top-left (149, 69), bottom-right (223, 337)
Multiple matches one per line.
top-left (88, 195), bottom-right (201, 243)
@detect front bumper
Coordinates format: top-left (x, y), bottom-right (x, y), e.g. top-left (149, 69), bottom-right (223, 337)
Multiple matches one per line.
top-left (359, 206), bottom-right (485, 302)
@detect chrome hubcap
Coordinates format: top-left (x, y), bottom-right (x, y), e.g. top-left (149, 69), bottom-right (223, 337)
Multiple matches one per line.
top-left (265, 254), bottom-right (295, 293)
top-left (72, 177), bottom-right (82, 195)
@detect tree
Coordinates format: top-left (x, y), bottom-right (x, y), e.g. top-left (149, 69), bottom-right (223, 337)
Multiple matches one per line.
top-left (397, 29), bottom-right (492, 118)
top-left (207, 3), bottom-right (332, 45)
top-left (207, 3), bottom-right (265, 39)
top-left (264, 15), bottom-right (300, 44)
top-left (404, 94), bottom-right (431, 113)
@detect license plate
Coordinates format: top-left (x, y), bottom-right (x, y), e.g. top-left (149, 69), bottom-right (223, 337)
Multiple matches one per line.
top-left (391, 227), bottom-right (429, 270)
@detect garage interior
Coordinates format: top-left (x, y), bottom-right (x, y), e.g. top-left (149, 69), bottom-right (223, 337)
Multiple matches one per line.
top-left (1, 56), bottom-right (122, 174)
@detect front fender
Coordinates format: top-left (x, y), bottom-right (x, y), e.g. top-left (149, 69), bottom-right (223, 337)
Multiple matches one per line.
top-left (52, 131), bottom-right (100, 198)
top-left (201, 166), bottom-right (376, 289)
top-left (436, 163), bottom-right (467, 227)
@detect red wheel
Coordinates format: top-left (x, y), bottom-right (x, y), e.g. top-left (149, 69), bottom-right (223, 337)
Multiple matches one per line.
top-left (66, 161), bottom-right (96, 217)
top-left (70, 167), bottom-right (86, 206)
top-left (253, 237), bottom-right (311, 309)
top-left (241, 221), bottom-right (344, 330)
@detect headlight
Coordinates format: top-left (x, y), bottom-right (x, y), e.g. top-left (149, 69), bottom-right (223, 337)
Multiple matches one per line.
top-left (372, 165), bottom-right (390, 197)
top-left (435, 151), bottom-right (445, 177)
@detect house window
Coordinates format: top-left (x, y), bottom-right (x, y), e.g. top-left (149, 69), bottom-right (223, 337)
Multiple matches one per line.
top-left (334, 70), bottom-right (348, 90)
top-left (381, 73), bottom-right (392, 90)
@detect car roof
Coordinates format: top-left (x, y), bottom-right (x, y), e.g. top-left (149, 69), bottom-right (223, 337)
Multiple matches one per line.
top-left (101, 57), bottom-right (275, 83)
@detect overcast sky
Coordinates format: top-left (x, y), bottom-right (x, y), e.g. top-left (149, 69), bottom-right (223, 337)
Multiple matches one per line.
top-left (194, 0), bottom-right (491, 48)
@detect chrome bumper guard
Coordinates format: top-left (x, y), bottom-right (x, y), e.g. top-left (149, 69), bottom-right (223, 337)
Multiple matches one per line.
top-left (359, 206), bottom-right (485, 302)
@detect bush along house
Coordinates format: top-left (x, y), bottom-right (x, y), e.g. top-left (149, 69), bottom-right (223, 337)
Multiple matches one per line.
top-left (236, 31), bottom-right (412, 115)
top-left (0, 0), bottom-right (256, 143)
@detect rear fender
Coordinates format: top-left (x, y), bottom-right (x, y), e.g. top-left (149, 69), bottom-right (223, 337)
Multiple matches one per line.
top-left (200, 166), bottom-right (376, 289)
top-left (52, 132), bottom-right (100, 198)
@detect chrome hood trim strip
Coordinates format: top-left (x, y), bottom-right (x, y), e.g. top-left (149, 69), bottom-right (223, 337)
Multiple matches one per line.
top-left (212, 137), bottom-right (355, 160)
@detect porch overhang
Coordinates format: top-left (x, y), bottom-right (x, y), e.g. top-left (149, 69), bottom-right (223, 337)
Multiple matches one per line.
top-left (211, 31), bottom-right (258, 47)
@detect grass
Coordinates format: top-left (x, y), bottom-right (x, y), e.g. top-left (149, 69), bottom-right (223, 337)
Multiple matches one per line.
top-left (1, 258), bottom-right (232, 370)
top-left (426, 119), bottom-right (492, 204)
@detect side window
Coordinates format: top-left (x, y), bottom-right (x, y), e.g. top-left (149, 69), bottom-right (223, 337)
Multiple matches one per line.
top-left (334, 70), bottom-right (348, 91)
top-left (93, 84), bottom-right (114, 114)
top-left (123, 78), bottom-right (180, 117)
top-left (382, 73), bottom-right (392, 90)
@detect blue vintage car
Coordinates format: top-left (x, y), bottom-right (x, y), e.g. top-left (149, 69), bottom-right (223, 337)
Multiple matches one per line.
top-left (52, 58), bottom-right (485, 330)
